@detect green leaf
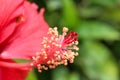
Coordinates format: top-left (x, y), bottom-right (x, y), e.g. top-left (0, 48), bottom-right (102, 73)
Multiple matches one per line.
top-left (80, 7), bottom-right (101, 18)
top-left (77, 21), bottom-right (119, 40)
top-left (102, 8), bottom-right (120, 22)
top-left (75, 40), bottom-right (119, 80)
top-left (46, 0), bottom-right (61, 11)
top-left (26, 70), bottom-right (37, 80)
top-left (90, 0), bottom-right (118, 8)
top-left (61, 0), bottom-right (79, 28)
top-left (52, 66), bottom-right (69, 80)
top-left (68, 72), bottom-right (80, 80)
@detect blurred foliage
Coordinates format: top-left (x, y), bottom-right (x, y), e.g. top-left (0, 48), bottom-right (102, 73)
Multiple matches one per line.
top-left (27, 70), bottom-right (37, 80)
top-left (28, 0), bottom-right (120, 80)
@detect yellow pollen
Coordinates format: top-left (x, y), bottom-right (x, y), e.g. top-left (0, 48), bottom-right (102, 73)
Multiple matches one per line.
top-left (63, 27), bottom-right (68, 35)
top-left (30, 27), bottom-right (79, 72)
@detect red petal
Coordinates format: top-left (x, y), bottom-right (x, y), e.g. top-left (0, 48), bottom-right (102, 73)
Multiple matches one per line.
top-left (0, 59), bottom-right (29, 80)
top-left (1, 1), bottom-right (49, 59)
top-left (0, 0), bottom-right (24, 44)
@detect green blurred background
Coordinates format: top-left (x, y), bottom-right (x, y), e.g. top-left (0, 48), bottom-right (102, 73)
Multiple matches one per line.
top-left (27, 0), bottom-right (120, 80)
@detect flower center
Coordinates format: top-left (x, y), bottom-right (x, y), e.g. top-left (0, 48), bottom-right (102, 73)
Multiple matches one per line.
top-left (30, 27), bottom-right (79, 72)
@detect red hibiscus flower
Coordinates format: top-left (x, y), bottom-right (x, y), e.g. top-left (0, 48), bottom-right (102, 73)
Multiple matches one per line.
top-left (0, 0), bottom-right (78, 79)
top-left (0, 0), bottom-right (49, 79)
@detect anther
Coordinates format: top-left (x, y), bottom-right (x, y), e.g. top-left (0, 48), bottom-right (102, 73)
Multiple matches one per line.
top-left (31, 27), bottom-right (79, 72)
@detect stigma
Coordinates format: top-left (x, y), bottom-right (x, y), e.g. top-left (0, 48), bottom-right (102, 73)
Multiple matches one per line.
top-left (30, 27), bottom-right (79, 72)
